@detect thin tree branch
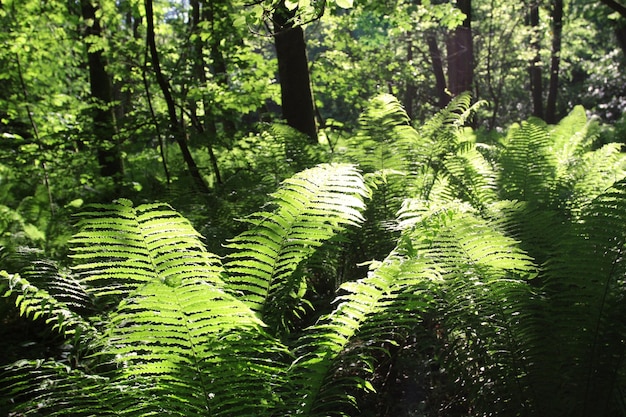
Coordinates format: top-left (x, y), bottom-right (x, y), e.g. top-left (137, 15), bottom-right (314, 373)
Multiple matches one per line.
top-left (599, 0), bottom-right (626, 18)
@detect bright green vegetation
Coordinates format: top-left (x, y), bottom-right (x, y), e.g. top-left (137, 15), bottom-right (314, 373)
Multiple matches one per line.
top-left (2, 95), bottom-right (626, 416)
top-left (1, 0), bottom-right (626, 416)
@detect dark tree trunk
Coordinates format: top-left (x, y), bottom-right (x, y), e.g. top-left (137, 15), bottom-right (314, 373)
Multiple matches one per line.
top-left (617, 25), bottom-right (626, 58)
top-left (545, 0), bottom-right (563, 124)
top-left (145, 0), bottom-right (209, 193)
top-left (528, 0), bottom-right (544, 119)
top-left (447, 0), bottom-right (473, 97)
top-left (189, 0), bottom-right (222, 185)
top-left (80, 0), bottom-right (123, 180)
top-left (426, 31), bottom-right (450, 108)
top-left (403, 36), bottom-right (416, 119)
top-left (273, 2), bottom-right (318, 143)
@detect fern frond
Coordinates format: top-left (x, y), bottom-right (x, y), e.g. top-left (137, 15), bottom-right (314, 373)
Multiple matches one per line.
top-left (343, 94), bottom-right (418, 174)
top-left (1, 271), bottom-right (97, 342)
top-left (499, 117), bottom-right (557, 205)
top-left (224, 163), bottom-right (368, 334)
top-left (549, 105), bottom-right (590, 164)
top-left (285, 197), bottom-right (538, 416)
top-left (20, 259), bottom-right (95, 313)
top-left (564, 142), bottom-right (626, 217)
top-left (400, 201), bottom-right (537, 276)
top-left (535, 178), bottom-right (626, 416)
top-left (104, 277), bottom-right (288, 416)
top-left (284, 254), bottom-right (437, 416)
top-left (0, 359), bottom-right (114, 416)
top-left (70, 199), bottom-right (222, 303)
top-left (419, 92), bottom-right (476, 141)
top-left (441, 142), bottom-right (499, 210)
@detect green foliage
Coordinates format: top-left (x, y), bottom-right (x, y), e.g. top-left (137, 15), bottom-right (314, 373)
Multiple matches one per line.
top-left (3, 96), bottom-right (626, 417)
top-left (0, 163), bottom-right (372, 416)
top-left (225, 163), bottom-right (368, 335)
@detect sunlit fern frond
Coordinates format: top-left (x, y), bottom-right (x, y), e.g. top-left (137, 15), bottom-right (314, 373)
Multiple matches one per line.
top-left (224, 163), bottom-right (368, 335)
top-left (284, 196), bottom-right (537, 416)
top-left (283, 253), bottom-right (438, 417)
top-left (398, 200), bottom-right (537, 277)
top-left (418, 92), bottom-right (476, 146)
top-left (1, 271), bottom-right (98, 343)
top-left (562, 142), bottom-right (626, 217)
top-left (395, 200), bottom-right (540, 415)
top-left (441, 141), bottom-right (499, 211)
top-left (549, 105), bottom-right (591, 165)
top-left (70, 198), bottom-right (222, 305)
top-left (2, 200), bottom-right (289, 416)
top-left (102, 276), bottom-right (288, 417)
top-left (343, 93), bottom-right (419, 174)
top-left (411, 94), bottom-right (486, 201)
top-left (499, 117), bottom-right (557, 205)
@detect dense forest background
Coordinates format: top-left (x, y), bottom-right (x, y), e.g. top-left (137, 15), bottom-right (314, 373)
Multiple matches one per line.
top-left (1, 0), bottom-right (626, 416)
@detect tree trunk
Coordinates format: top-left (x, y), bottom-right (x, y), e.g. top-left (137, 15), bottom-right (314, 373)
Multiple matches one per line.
top-left (80, 0), bottom-right (124, 180)
top-left (403, 36), bottom-right (416, 119)
top-left (617, 25), bottom-right (626, 58)
top-left (426, 31), bottom-right (450, 108)
top-left (189, 0), bottom-right (222, 185)
top-left (273, 2), bottom-right (318, 143)
top-left (447, 0), bottom-right (473, 97)
top-left (145, 0), bottom-right (209, 193)
top-left (527, 0), bottom-right (544, 119)
top-left (545, 0), bottom-right (563, 124)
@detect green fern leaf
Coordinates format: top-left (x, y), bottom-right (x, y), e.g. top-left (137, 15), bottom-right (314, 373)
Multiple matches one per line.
top-left (1, 271), bottom-right (97, 341)
top-left (224, 163), bottom-right (368, 334)
top-left (104, 277), bottom-right (288, 416)
top-left (535, 178), bottom-right (626, 416)
top-left (499, 118), bottom-right (557, 205)
top-left (285, 254), bottom-right (436, 416)
top-left (70, 199), bottom-right (222, 303)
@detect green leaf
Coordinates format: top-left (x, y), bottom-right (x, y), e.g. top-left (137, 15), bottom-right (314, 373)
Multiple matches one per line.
top-left (335, 0), bottom-right (354, 8)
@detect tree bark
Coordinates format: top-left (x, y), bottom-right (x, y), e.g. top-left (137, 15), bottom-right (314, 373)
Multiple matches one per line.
top-left (527, 0), bottom-right (544, 119)
top-left (80, 0), bottom-right (124, 180)
top-left (545, 0), bottom-right (563, 124)
top-left (616, 25), bottom-right (626, 58)
top-left (273, 2), bottom-right (318, 143)
top-left (189, 0), bottom-right (222, 185)
top-left (403, 36), bottom-right (416, 119)
top-left (447, 0), bottom-right (473, 97)
top-left (145, 0), bottom-right (209, 193)
top-left (426, 31), bottom-right (450, 108)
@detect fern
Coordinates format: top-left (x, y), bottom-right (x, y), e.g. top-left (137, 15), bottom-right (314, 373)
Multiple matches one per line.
top-left (499, 117), bottom-right (558, 205)
top-left (284, 252), bottom-right (435, 416)
top-left (103, 277), bottom-right (287, 416)
top-left (1, 271), bottom-right (97, 343)
top-left (4, 102), bottom-right (626, 417)
top-left (70, 198), bottom-right (222, 303)
top-left (531, 178), bottom-right (626, 416)
top-left (224, 163), bottom-right (368, 335)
